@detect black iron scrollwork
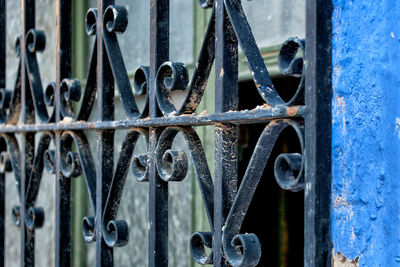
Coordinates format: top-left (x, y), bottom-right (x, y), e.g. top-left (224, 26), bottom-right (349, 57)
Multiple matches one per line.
top-left (154, 127), bottom-right (214, 264)
top-left (221, 120), bottom-right (304, 267)
top-left (0, 0), bottom-right (331, 265)
top-left (24, 29), bottom-right (50, 123)
top-left (155, 7), bottom-right (215, 117)
top-left (278, 37), bottom-right (305, 105)
top-left (223, 0), bottom-right (305, 106)
top-left (59, 131), bottom-right (97, 241)
top-left (0, 132), bottom-right (56, 230)
top-left (102, 128), bottom-right (149, 247)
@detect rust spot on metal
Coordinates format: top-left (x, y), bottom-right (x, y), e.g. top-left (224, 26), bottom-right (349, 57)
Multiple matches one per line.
top-left (286, 106), bottom-right (299, 116)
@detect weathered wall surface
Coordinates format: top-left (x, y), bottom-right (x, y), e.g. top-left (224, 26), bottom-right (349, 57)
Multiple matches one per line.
top-left (332, 0), bottom-right (400, 266)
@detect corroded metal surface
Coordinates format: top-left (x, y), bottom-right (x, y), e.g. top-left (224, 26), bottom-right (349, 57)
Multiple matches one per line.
top-left (0, 0), bottom-right (332, 266)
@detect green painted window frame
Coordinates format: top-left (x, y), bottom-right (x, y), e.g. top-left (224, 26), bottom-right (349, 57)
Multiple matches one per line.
top-left (71, 1), bottom-right (89, 266)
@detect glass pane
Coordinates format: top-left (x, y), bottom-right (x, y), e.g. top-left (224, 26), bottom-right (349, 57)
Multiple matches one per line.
top-left (242, 0), bottom-right (305, 47)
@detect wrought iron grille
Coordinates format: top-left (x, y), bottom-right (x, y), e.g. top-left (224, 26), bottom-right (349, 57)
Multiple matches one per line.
top-left (0, 0), bottom-right (332, 266)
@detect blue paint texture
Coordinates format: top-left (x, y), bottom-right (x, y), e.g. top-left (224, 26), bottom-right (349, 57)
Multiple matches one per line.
top-left (332, 0), bottom-right (400, 265)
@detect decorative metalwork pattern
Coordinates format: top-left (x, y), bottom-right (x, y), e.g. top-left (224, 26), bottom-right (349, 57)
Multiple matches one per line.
top-left (0, 0), bottom-right (332, 266)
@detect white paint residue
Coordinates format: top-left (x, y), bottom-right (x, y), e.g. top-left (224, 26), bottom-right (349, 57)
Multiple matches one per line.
top-left (395, 118), bottom-right (400, 138)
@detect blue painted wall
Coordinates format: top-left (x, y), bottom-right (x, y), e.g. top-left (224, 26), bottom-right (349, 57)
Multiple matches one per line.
top-left (332, 0), bottom-right (400, 265)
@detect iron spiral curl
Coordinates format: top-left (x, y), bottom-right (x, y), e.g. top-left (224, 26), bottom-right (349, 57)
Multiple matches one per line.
top-left (199, 0), bottom-right (214, 9)
top-left (25, 29), bottom-right (46, 53)
top-left (277, 37), bottom-right (305, 105)
top-left (60, 78), bottom-right (82, 119)
top-left (43, 82), bottom-right (56, 123)
top-left (132, 65), bottom-right (150, 117)
top-left (156, 62), bottom-right (189, 117)
top-left (82, 216), bottom-right (96, 243)
top-left (190, 231), bottom-right (213, 264)
top-left (102, 220), bottom-right (129, 247)
top-left (130, 128), bottom-right (149, 182)
top-left (85, 8), bottom-right (97, 36)
top-left (155, 127), bottom-right (189, 182)
top-left (25, 206), bottom-right (45, 230)
top-left (43, 149), bottom-right (56, 174)
top-left (104, 5), bottom-right (128, 34)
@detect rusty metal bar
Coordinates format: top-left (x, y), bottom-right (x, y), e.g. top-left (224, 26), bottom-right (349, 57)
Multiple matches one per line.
top-left (0, 107), bottom-right (305, 133)
top-left (55, 1), bottom-right (72, 266)
top-left (148, 0), bottom-right (170, 266)
top-left (304, 0), bottom-right (333, 266)
top-left (96, 0), bottom-right (115, 265)
top-left (213, 0), bottom-right (239, 266)
top-left (20, 1), bottom-right (35, 266)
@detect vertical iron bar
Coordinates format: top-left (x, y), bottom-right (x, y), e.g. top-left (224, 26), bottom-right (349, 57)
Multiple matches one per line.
top-left (55, 1), bottom-right (72, 266)
top-left (149, 0), bottom-right (169, 266)
top-left (96, 0), bottom-right (114, 265)
top-left (213, 0), bottom-right (239, 266)
top-left (304, 0), bottom-right (332, 266)
top-left (0, 0), bottom-right (4, 265)
top-left (20, 1), bottom-right (35, 266)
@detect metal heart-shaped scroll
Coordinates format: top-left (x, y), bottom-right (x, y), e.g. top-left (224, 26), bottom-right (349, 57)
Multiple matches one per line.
top-left (61, 6), bottom-right (148, 122)
top-left (224, 0), bottom-right (305, 106)
top-left (153, 127), bottom-right (214, 264)
top-left (0, 132), bottom-right (57, 230)
top-left (101, 128), bottom-right (149, 248)
top-left (222, 120), bottom-right (304, 267)
top-left (59, 131), bottom-right (97, 242)
top-left (0, 30), bottom-right (55, 125)
top-left (101, 5), bottom-right (148, 118)
top-left (155, 7), bottom-right (215, 117)
top-left (57, 8), bottom-right (99, 122)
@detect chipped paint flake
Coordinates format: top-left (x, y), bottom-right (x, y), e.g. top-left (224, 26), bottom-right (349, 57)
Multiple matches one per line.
top-left (219, 68), bottom-right (224, 77)
top-left (395, 118), bottom-right (400, 138)
top-left (332, 251), bottom-right (359, 267)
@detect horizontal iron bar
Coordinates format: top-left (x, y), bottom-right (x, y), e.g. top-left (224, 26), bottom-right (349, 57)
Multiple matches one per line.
top-left (0, 106), bottom-right (305, 133)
